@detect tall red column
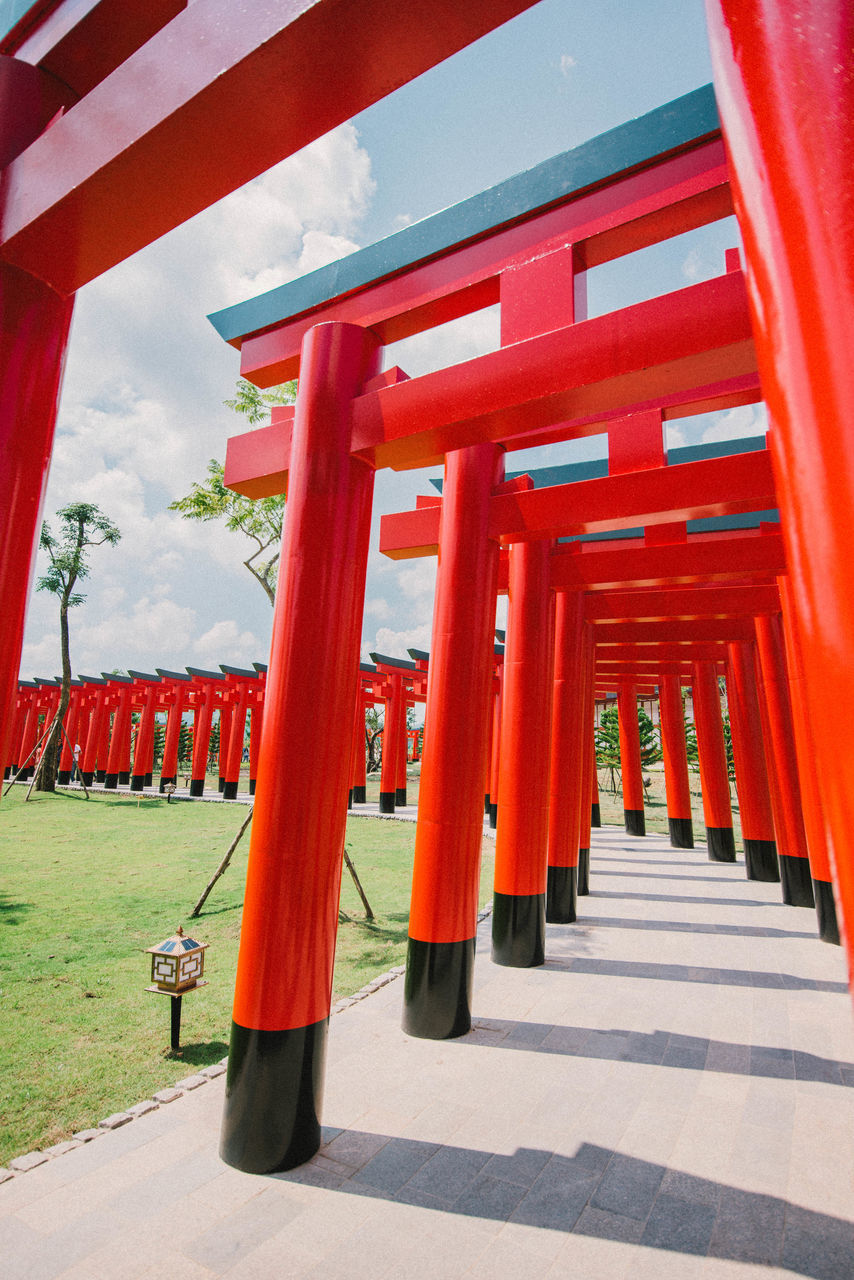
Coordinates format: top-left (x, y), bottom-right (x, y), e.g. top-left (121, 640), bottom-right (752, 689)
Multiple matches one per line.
top-left (395, 695), bottom-right (408, 807)
top-left (248, 698), bottom-right (263, 795)
top-left (754, 613), bottom-right (815, 908)
top-left (706, 0), bottom-right (854, 988)
top-left (777, 580), bottom-right (839, 942)
top-left (130, 680), bottom-right (159, 791)
top-left (0, 61), bottom-right (77, 784)
top-left (590, 735), bottom-right (601, 828)
top-left (488, 660), bottom-right (503, 829)
top-left (188, 675), bottom-right (219, 797)
top-left (104, 680), bottom-right (133, 789)
top-left (404, 443), bottom-right (504, 1039)
top-left (223, 686), bottom-right (248, 800)
top-left (492, 539), bottom-right (554, 967)
top-left (80, 682), bottom-right (107, 786)
top-left (221, 321), bottom-right (380, 1174)
top-left (546, 591), bottom-right (585, 922)
top-left (56, 686), bottom-right (80, 785)
top-left (577, 625), bottom-right (596, 894)
top-left (659, 674), bottom-right (694, 848)
top-left (378, 673), bottom-right (401, 812)
top-left (158, 671), bottom-right (190, 790)
top-left (692, 660), bottom-right (735, 861)
top-left (725, 642), bottom-right (779, 881)
top-left (352, 684), bottom-right (368, 803)
top-left (617, 684), bottom-right (645, 836)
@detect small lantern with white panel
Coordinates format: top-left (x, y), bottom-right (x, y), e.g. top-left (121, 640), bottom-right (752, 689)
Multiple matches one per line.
top-left (144, 925), bottom-right (208, 1051)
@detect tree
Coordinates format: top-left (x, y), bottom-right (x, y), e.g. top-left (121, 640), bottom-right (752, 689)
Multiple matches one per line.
top-left (34, 503), bottom-right (121, 791)
top-left (595, 704), bottom-right (622, 795)
top-left (168, 379), bottom-right (296, 604)
top-left (365, 705), bottom-right (383, 773)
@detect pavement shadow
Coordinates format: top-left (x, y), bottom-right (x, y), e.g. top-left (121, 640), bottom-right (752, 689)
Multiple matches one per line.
top-left (461, 1018), bottom-right (854, 1085)
top-left (576, 914), bottom-right (817, 940)
top-left (275, 1135), bottom-right (853, 1279)
top-left (539, 955), bottom-right (848, 994)
top-left (590, 889), bottom-right (771, 907)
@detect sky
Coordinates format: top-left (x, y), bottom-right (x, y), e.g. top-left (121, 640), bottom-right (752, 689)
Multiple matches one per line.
top-left (20, 0), bottom-right (768, 684)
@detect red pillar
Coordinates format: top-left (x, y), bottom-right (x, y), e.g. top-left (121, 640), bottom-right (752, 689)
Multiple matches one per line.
top-left (659, 674), bottom-right (694, 849)
top-left (80, 684), bottom-right (107, 786)
top-left (492, 539), bottom-right (554, 967)
top-left (754, 613), bottom-right (815, 908)
top-left (706, 0), bottom-right (854, 988)
top-left (488, 660), bottom-right (503, 829)
top-left (590, 733), bottom-right (601, 829)
top-left (104, 682), bottom-right (133, 789)
top-left (352, 690), bottom-right (367, 803)
top-left (577, 625), bottom-right (596, 893)
top-left (725, 642), bottom-right (779, 881)
top-left (617, 684), bottom-right (645, 836)
top-left (56, 688), bottom-right (80, 784)
top-left (404, 443), bottom-right (504, 1038)
top-left (189, 681), bottom-right (216, 797)
top-left (4, 687), bottom-right (30, 778)
top-left (159, 676), bottom-right (188, 790)
top-left (221, 321), bottom-right (380, 1174)
top-left (691, 660), bottom-right (735, 861)
top-left (218, 703), bottom-right (233, 792)
top-left (395, 695), bottom-right (408, 807)
top-left (378, 673), bottom-right (400, 812)
top-left (223, 687), bottom-right (248, 800)
top-left (248, 698), bottom-right (263, 796)
top-left (0, 61), bottom-right (77, 784)
top-left (131, 684), bottom-right (158, 791)
top-left (546, 590), bottom-right (585, 922)
top-left (777, 578), bottom-right (839, 941)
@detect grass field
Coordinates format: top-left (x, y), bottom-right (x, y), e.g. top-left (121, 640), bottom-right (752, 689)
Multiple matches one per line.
top-left (0, 776), bottom-right (493, 1165)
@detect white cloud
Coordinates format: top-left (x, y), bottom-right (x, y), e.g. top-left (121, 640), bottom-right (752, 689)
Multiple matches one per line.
top-left (701, 403), bottom-right (768, 443)
top-left (370, 624), bottom-right (433, 658)
top-left (560, 54), bottom-right (578, 76)
top-left (193, 620), bottom-right (262, 666)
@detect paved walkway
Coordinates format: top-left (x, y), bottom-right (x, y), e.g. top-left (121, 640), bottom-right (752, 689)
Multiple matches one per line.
top-left (3, 826), bottom-right (854, 1279)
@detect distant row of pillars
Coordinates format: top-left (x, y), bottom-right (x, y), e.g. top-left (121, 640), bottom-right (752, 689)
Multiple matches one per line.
top-left (5, 665), bottom-right (266, 797)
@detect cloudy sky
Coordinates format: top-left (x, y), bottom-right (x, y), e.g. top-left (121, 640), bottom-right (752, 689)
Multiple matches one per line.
top-left (20, 0), bottom-right (767, 682)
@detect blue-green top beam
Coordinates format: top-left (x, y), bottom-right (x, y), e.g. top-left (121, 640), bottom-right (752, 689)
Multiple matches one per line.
top-left (208, 84), bottom-right (720, 346)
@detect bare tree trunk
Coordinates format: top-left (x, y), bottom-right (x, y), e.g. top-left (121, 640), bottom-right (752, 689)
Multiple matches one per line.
top-left (35, 602), bottom-right (71, 793)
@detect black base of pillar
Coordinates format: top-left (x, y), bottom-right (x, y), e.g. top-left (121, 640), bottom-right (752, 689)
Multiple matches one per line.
top-left (353, 785), bottom-right (366, 803)
top-left (96, 770), bottom-right (106, 783)
top-left (484, 793), bottom-right (491, 815)
top-left (780, 854), bottom-right (816, 907)
top-left (249, 778), bottom-right (256, 795)
top-left (706, 825), bottom-right (736, 862)
top-left (379, 792), bottom-right (395, 813)
top-left (577, 847), bottom-right (590, 895)
top-left (347, 789), bottom-right (353, 809)
top-left (82, 771), bottom-right (94, 787)
top-left (118, 771), bottom-right (130, 786)
top-left (668, 816), bottom-right (694, 849)
top-left (492, 892), bottom-right (545, 968)
top-left (489, 803), bottom-right (497, 829)
top-left (223, 781), bottom-right (238, 800)
top-left (57, 769), bottom-right (71, 785)
top-left (395, 788), bottom-right (407, 807)
top-left (145, 772), bottom-right (152, 787)
top-left (159, 775), bottom-right (176, 792)
top-left (2, 767), bottom-right (9, 780)
top-left (624, 808), bottom-right (646, 837)
top-left (546, 865), bottom-right (577, 923)
top-left (189, 778), bottom-right (205, 797)
top-left (744, 838), bottom-right (780, 882)
top-left (220, 1018), bottom-right (327, 1174)
top-left (19, 768), bottom-right (32, 781)
top-left (403, 936), bottom-right (474, 1039)
top-left (218, 776), bottom-right (225, 792)
top-left (104, 773), bottom-right (118, 789)
top-left (813, 878), bottom-right (841, 945)
top-left (130, 775), bottom-right (144, 792)
top-left (591, 803), bottom-right (601, 828)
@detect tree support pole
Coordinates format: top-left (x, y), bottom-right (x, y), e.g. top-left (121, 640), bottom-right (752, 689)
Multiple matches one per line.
top-left (221, 321), bottom-right (380, 1174)
top-left (403, 443), bottom-right (503, 1038)
top-left (725, 642), bottom-right (778, 881)
top-left (659, 674), bottom-right (694, 849)
top-left (617, 684), bottom-right (645, 837)
top-left (705, 0), bottom-right (854, 992)
top-left (492, 539), bottom-right (554, 967)
top-left (692, 660), bottom-right (735, 861)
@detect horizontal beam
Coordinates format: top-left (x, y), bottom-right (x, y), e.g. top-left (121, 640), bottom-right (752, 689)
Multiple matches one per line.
top-left (550, 528), bottom-right (785, 590)
top-left (585, 582), bottom-right (779, 621)
top-left (594, 619), bottom-right (755, 644)
top-left (0, 0), bottom-right (537, 292)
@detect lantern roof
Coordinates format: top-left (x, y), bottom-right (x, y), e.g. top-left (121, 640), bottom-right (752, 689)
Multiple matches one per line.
top-left (145, 926), bottom-right (207, 957)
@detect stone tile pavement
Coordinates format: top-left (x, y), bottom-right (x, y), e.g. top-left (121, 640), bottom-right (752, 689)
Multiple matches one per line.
top-left (3, 824), bottom-right (854, 1278)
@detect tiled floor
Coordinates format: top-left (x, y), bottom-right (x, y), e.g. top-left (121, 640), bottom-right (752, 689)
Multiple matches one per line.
top-left (3, 825), bottom-right (853, 1278)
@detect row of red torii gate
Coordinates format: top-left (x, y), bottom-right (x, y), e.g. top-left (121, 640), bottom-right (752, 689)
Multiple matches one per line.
top-left (6, 658), bottom-right (423, 800)
top-left (3, 0), bottom-right (854, 1181)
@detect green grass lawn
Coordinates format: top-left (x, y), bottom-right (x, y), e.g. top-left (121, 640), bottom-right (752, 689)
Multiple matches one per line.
top-left (0, 783), bottom-right (493, 1165)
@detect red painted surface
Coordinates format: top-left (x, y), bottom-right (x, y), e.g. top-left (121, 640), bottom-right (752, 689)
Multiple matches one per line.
top-left (617, 685), bottom-right (644, 813)
top-left (659, 674), bottom-right (692, 822)
top-left (232, 322), bottom-right (380, 1032)
top-left (691, 659), bottom-right (733, 830)
top-left (725, 642), bottom-right (775, 844)
top-left (547, 591), bottom-right (585, 870)
top-left (105, 689), bottom-right (132, 778)
top-left (753, 613), bottom-right (809, 864)
top-left (408, 444), bottom-right (504, 943)
top-left (494, 540), bottom-right (554, 896)
top-left (706, 0), bottom-right (854, 976)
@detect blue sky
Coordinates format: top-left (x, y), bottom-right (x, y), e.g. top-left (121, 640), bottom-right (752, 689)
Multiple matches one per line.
top-left (20, 0), bottom-right (766, 682)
